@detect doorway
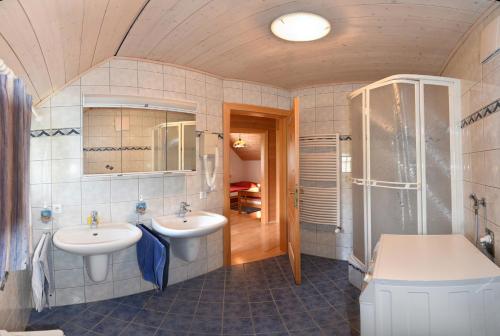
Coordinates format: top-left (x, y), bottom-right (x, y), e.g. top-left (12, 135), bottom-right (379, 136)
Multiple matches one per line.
top-left (223, 101), bottom-right (302, 284)
top-left (229, 127), bottom-right (279, 264)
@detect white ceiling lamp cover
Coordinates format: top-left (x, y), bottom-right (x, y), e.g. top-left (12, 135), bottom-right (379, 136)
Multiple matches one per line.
top-left (271, 12), bottom-right (331, 42)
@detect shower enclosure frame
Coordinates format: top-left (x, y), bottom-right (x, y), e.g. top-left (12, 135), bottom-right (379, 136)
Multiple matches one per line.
top-left (349, 74), bottom-right (463, 266)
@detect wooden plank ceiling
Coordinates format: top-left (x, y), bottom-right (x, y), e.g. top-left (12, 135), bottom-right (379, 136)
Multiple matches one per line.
top-left (230, 133), bottom-right (261, 161)
top-left (0, 0), bottom-right (148, 102)
top-left (0, 0), bottom-right (494, 103)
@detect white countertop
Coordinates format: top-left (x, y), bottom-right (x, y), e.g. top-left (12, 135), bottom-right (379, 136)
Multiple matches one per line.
top-left (372, 234), bottom-right (500, 282)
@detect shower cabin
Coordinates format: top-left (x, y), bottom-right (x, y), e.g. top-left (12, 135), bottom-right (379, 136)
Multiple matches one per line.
top-left (349, 75), bottom-right (463, 270)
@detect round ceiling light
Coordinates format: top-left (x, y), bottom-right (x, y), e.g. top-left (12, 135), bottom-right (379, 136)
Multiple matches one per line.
top-left (271, 12), bottom-right (331, 42)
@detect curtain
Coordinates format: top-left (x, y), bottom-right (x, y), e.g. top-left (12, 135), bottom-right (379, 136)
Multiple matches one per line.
top-left (0, 75), bottom-right (32, 284)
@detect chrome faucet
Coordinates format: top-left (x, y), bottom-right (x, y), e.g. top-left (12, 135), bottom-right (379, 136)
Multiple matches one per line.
top-left (90, 210), bottom-right (99, 229)
top-left (178, 202), bottom-right (191, 218)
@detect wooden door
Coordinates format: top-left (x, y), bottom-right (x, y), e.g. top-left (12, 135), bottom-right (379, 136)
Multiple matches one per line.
top-left (287, 97), bottom-right (301, 284)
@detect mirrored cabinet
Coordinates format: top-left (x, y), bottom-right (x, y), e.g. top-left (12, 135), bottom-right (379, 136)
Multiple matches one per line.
top-left (82, 95), bottom-right (197, 175)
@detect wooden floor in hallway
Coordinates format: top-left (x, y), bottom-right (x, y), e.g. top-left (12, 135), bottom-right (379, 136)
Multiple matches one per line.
top-left (230, 210), bottom-right (284, 265)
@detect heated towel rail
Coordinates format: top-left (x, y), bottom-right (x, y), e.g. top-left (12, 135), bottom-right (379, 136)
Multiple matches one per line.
top-left (299, 134), bottom-right (340, 229)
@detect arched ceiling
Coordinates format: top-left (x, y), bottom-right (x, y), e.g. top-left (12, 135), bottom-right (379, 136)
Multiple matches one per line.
top-left (0, 0), bottom-right (494, 104)
top-left (0, 0), bottom-right (148, 102)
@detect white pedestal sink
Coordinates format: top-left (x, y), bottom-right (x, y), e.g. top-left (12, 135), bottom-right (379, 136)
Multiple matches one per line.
top-left (53, 223), bottom-right (142, 282)
top-left (152, 211), bottom-right (227, 262)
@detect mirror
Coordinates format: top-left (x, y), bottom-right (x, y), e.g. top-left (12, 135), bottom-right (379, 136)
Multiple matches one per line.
top-left (83, 107), bottom-right (196, 174)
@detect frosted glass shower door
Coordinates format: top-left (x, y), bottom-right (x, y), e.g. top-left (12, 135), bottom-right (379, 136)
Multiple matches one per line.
top-left (350, 94), bottom-right (366, 264)
top-left (423, 84), bottom-right (452, 234)
top-left (348, 74), bottom-right (461, 267)
top-left (367, 81), bottom-right (420, 253)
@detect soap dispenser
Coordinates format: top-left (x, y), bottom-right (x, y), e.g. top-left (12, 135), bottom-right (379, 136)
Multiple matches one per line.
top-left (135, 196), bottom-right (147, 225)
top-left (136, 195), bottom-right (147, 215)
top-left (40, 204), bottom-right (52, 223)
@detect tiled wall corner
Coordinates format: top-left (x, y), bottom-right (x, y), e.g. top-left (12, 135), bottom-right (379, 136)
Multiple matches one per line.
top-left (442, 7), bottom-right (500, 265)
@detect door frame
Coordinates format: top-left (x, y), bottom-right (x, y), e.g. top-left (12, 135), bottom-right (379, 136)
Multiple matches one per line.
top-left (223, 103), bottom-right (290, 266)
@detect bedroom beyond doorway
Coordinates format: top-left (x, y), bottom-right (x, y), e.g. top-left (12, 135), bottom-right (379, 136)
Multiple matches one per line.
top-left (224, 105), bottom-right (289, 265)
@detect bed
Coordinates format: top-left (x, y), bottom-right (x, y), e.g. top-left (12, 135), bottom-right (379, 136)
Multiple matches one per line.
top-left (230, 181), bottom-right (258, 193)
top-left (230, 181), bottom-right (261, 213)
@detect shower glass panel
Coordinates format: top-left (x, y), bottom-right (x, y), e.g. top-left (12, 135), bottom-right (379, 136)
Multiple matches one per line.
top-left (424, 85), bottom-right (452, 234)
top-left (350, 94), bottom-right (365, 263)
top-left (368, 82), bottom-right (418, 250)
top-left (369, 83), bottom-right (417, 183)
top-left (371, 188), bottom-right (419, 245)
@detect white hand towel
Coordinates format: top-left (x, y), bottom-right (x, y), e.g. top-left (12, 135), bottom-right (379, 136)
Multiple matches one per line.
top-left (39, 234), bottom-right (54, 307)
top-left (31, 234), bottom-right (46, 312)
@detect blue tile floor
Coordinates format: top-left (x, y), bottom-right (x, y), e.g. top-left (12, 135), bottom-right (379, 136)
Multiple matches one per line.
top-left (27, 254), bottom-right (360, 335)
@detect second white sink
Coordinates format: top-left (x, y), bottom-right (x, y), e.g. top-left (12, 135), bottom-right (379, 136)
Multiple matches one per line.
top-left (152, 211), bottom-right (227, 238)
top-left (152, 211), bottom-right (227, 261)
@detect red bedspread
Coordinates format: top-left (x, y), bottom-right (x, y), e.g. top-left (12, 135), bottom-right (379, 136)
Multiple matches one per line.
top-left (230, 181), bottom-right (258, 193)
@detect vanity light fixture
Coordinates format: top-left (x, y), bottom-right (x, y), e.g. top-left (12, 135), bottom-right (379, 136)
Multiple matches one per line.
top-left (271, 12), bottom-right (331, 42)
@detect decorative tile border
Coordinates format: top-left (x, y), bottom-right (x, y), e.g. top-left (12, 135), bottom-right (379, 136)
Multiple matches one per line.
top-left (461, 98), bottom-right (500, 128)
top-left (83, 146), bottom-right (152, 152)
top-left (30, 128), bottom-right (81, 137)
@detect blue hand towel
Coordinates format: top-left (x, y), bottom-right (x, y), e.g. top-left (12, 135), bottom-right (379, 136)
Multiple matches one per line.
top-left (136, 225), bottom-right (166, 290)
top-left (137, 224), bottom-right (170, 290)
top-left (139, 224), bottom-right (170, 290)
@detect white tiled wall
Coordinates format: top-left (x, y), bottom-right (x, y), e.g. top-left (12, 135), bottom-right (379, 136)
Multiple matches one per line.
top-left (222, 80), bottom-right (291, 110)
top-left (442, 7), bottom-right (500, 265)
top-left (292, 83), bottom-right (366, 260)
top-left (30, 57), bottom-right (292, 306)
